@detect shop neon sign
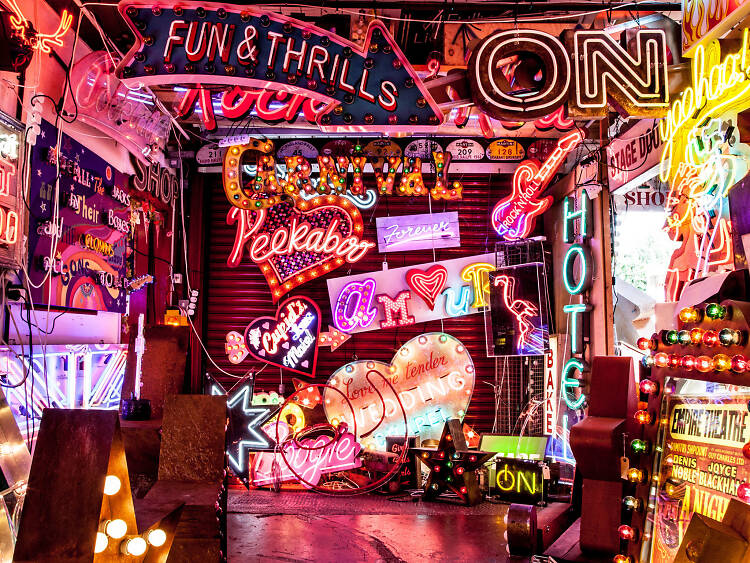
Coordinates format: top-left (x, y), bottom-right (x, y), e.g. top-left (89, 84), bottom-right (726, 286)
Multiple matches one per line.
top-left (116, 1), bottom-right (442, 132)
top-left (326, 253), bottom-right (495, 335)
top-left (323, 332), bottom-right (475, 451)
top-left (491, 130), bottom-right (583, 240)
top-left (561, 192), bottom-right (593, 410)
top-left (242, 296), bottom-right (321, 377)
top-left (6, 0), bottom-right (73, 54)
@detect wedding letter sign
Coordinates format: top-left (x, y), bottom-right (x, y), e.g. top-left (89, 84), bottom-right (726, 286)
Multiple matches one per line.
top-left (243, 296), bottom-right (321, 377)
top-left (323, 332), bottom-right (475, 451)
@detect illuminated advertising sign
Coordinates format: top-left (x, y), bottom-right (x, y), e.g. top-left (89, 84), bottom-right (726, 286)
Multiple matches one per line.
top-left (322, 332), bottom-right (475, 451)
top-left (486, 264), bottom-right (550, 356)
top-left (606, 119), bottom-right (663, 194)
top-left (326, 253), bottom-right (495, 335)
top-left (544, 336), bottom-right (559, 436)
top-left (116, 1), bottom-right (442, 132)
top-left (561, 192), bottom-right (593, 410)
top-left (469, 28), bottom-right (669, 122)
top-left (652, 396), bottom-right (750, 563)
top-left (0, 112), bottom-right (24, 268)
top-left (492, 130), bottom-right (583, 240)
top-left (375, 211), bottom-right (460, 253)
top-left (489, 458), bottom-right (545, 504)
top-left (242, 296), bottom-right (321, 377)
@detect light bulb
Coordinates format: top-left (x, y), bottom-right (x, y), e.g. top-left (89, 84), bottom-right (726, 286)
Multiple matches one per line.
top-left (105, 519), bottom-right (128, 539)
top-left (618, 524), bottom-right (637, 541)
top-left (95, 532), bottom-right (108, 553)
top-left (147, 528), bottom-right (167, 547)
top-left (622, 496), bottom-right (641, 511)
top-left (122, 536), bottom-right (148, 556)
top-left (639, 379), bottom-right (659, 395)
top-left (679, 307), bottom-right (701, 323)
top-left (654, 353), bottom-right (669, 368)
top-left (635, 410), bottom-right (652, 425)
top-left (104, 475), bottom-right (121, 496)
top-left (738, 483), bottom-right (750, 503)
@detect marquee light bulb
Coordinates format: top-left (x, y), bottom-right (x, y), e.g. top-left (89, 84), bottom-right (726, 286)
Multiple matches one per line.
top-left (743, 442), bottom-right (750, 460)
top-left (618, 525), bottom-right (637, 541)
top-left (738, 483), bottom-right (750, 503)
top-left (713, 354), bottom-right (732, 372)
top-left (654, 353), bottom-right (669, 368)
top-left (639, 379), bottom-right (659, 395)
top-left (95, 532), bottom-right (108, 553)
top-left (681, 355), bottom-right (696, 370)
top-left (677, 330), bottom-right (692, 345)
top-left (103, 475), bottom-right (121, 496)
top-left (641, 355), bottom-right (655, 368)
top-left (613, 555), bottom-right (633, 563)
top-left (719, 328), bottom-right (742, 346)
top-left (627, 468), bottom-right (646, 483)
top-left (146, 528), bottom-right (167, 547)
top-left (702, 330), bottom-right (719, 347)
top-left (631, 439), bottom-right (650, 454)
top-left (732, 355), bottom-right (749, 373)
top-left (705, 303), bottom-right (728, 320)
top-left (696, 356), bottom-right (714, 372)
top-left (637, 337), bottom-right (653, 351)
top-left (689, 328), bottom-right (704, 344)
top-left (679, 307), bottom-right (701, 323)
top-left (665, 330), bottom-right (679, 345)
top-left (622, 496), bottom-right (642, 510)
top-left (105, 519), bottom-right (128, 539)
top-left (635, 410), bottom-right (652, 425)
top-left (122, 536), bottom-right (148, 556)
top-left (668, 354), bottom-right (680, 368)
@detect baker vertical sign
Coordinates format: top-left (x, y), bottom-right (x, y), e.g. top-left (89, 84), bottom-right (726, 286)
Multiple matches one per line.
top-left (115, 1), bottom-right (442, 132)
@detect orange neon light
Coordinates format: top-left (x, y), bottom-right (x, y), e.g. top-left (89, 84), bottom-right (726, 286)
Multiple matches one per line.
top-left (6, 1), bottom-right (73, 54)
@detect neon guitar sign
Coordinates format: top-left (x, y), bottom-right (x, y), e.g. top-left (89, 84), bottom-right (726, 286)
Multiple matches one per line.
top-left (491, 130), bottom-right (583, 240)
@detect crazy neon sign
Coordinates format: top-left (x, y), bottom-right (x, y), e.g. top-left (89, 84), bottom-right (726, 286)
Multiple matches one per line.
top-left (242, 296), bottom-right (321, 377)
top-left (323, 332), bottom-right (475, 451)
top-left (116, 1), bottom-right (442, 132)
top-left (561, 192), bottom-right (593, 410)
top-left (326, 253), bottom-right (495, 335)
top-left (491, 130), bottom-right (583, 240)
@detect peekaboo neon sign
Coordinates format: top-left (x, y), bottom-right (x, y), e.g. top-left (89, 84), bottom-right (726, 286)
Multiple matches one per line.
top-left (326, 253), bottom-right (495, 335)
top-left (561, 192), bottom-right (593, 410)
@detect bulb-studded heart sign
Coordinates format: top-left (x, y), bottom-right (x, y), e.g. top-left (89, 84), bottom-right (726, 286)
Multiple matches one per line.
top-left (245, 196), bottom-right (375, 302)
top-left (323, 332), bottom-right (475, 451)
top-left (243, 296), bottom-right (321, 377)
top-left (406, 264), bottom-right (448, 310)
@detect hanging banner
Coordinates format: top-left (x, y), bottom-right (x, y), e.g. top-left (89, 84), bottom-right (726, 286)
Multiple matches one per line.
top-left (606, 119), bottom-right (663, 194)
top-left (326, 253), bottom-right (495, 335)
top-left (375, 211), bottom-right (460, 253)
top-left (322, 332), bottom-right (475, 451)
top-left (652, 395), bottom-right (750, 563)
top-left (116, 1), bottom-right (442, 132)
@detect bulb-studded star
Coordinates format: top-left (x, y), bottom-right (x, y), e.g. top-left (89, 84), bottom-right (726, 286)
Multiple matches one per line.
top-left (412, 419), bottom-right (494, 506)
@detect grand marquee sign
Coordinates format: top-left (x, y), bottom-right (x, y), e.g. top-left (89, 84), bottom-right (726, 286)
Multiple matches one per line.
top-left (115, 1), bottom-right (442, 132)
top-left (469, 28), bottom-right (669, 121)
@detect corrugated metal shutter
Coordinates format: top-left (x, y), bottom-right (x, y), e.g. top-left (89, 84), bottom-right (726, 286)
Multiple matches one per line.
top-left (204, 173), bottom-right (516, 434)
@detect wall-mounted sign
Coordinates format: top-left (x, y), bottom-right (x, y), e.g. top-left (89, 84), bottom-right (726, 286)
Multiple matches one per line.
top-left (375, 212), bottom-right (460, 253)
top-left (486, 264), bottom-right (550, 356)
top-left (489, 458), bottom-right (545, 504)
top-left (116, 1), bottom-right (442, 132)
top-left (446, 139), bottom-right (484, 161)
top-left (0, 112), bottom-right (24, 268)
top-left (276, 140), bottom-right (318, 159)
top-left (130, 156), bottom-right (177, 208)
top-left (327, 253), bottom-right (495, 334)
top-left (252, 420), bottom-right (362, 487)
top-left (243, 296), bottom-right (321, 377)
top-left (404, 139), bottom-right (443, 158)
top-left (469, 28), bottom-right (669, 121)
top-left (230, 196), bottom-right (374, 301)
top-left (682, 0), bottom-right (750, 54)
top-left (27, 120), bottom-right (132, 313)
top-left (543, 336), bottom-right (559, 436)
top-left (196, 143), bottom-right (224, 166)
top-left (71, 51), bottom-right (170, 162)
top-left (492, 130), bottom-right (583, 240)
top-left (606, 119), bottom-right (662, 194)
top-left (486, 139), bottom-right (525, 161)
top-left (322, 332), bottom-right (475, 450)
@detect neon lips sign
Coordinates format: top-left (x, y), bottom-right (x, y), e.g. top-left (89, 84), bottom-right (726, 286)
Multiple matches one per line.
top-left (491, 130), bottom-right (583, 240)
top-left (116, 1), bottom-right (442, 132)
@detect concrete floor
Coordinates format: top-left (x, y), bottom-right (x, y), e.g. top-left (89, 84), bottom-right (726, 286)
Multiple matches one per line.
top-left (228, 491), bottom-right (513, 562)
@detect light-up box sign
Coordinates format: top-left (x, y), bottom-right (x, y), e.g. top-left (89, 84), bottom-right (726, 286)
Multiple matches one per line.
top-left (561, 192), bottom-right (593, 410)
top-left (115, 1), bottom-right (442, 132)
top-left (489, 458), bottom-right (545, 504)
top-left (323, 332), bottom-right (475, 451)
top-left (469, 28), bottom-right (669, 122)
top-left (486, 264), bottom-right (550, 356)
top-left (0, 112), bottom-right (24, 268)
top-left (375, 211), bottom-right (460, 253)
top-left (326, 253), bottom-right (495, 335)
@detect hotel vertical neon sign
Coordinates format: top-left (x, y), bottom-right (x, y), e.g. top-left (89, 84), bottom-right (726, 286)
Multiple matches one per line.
top-left (561, 192), bottom-right (593, 410)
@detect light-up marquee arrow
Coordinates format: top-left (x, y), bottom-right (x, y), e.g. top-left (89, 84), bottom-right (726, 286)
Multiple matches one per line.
top-left (116, 1), bottom-right (443, 132)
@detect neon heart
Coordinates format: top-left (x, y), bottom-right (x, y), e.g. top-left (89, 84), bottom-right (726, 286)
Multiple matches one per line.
top-left (405, 264), bottom-right (448, 310)
top-left (323, 332), bottom-right (475, 451)
top-left (244, 197), bottom-right (375, 302)
top-left (243, 296), bottom-right (321, 377)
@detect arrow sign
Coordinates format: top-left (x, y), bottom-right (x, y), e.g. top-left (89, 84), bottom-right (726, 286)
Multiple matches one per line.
top-left (116, 1), bottom-right (443, 132)
top-left (319, 325), bottom-right (351, 352)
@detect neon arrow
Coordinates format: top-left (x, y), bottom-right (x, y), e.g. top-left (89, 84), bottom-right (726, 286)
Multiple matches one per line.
top-left (319, 325), bottom-right (351, 352)
top-left (116, 1), bottom-right (443, 132)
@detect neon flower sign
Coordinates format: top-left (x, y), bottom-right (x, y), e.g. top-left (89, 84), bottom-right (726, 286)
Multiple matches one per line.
top-left (491, 130), bottom-right (583, 240)
top-left (242, 296), bottom-right (321, 377)
top-left (323, 332), bottom-right (475, 451)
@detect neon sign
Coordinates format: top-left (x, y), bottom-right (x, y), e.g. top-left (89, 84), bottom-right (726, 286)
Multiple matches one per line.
top-left (468, 28), bottom-right (669, 121)
top-left (116, 1), bottom-right (442, 132)
top-left (491, 130), bottom-right (583, 240)
top-left (227, 196), bottom-right (374, 301)
top-left (491, 458), bottom-right (545, 504)
top-left (242, 296), bottom-right (321, 377)
top-left (544, 336), bottom-right (559, 436)
top-left (252, 421), bottom-right (362, 488)
top-left (6, 0), bottom-right (73, 54)
top-left (323, 332), bottom-right (475, 451)
top-left (327, 253), bottom-right (495, 335)
top-left (0, 114), bottom-right (23, 266)
top-left (375, 211), bottom-right (460, 253)
top-left (561, 192), bottom-right (592, 410)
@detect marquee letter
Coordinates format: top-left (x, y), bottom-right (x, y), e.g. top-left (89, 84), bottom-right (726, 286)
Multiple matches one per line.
top-left (377, 291), bottom-right (415, 329)
top-left (334, 279), bottom-right (378, 332)
top-left (431, 151), bottom-right (463, 200)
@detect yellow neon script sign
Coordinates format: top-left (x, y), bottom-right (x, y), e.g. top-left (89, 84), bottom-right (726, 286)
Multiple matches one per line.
top-left (659, 28), bottom-right (750, 184)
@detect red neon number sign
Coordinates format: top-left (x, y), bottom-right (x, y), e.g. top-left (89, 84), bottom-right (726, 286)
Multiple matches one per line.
top-left (491, 130), bottom-right (583, 240)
